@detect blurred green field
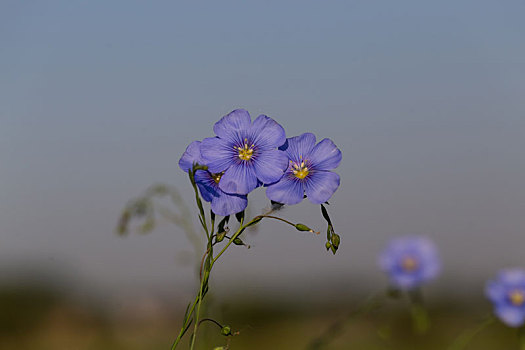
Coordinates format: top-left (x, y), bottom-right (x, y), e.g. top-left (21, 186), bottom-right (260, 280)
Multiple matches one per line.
top-left (0, 281), bottom-right (517, 350)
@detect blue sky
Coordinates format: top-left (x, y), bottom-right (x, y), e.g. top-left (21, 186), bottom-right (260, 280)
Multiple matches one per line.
top-left (1, 1), bottom-right (524, 297)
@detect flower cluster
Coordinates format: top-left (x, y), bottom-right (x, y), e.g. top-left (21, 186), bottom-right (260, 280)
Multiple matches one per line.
top-left (379, 236), bottom-right (441, 290)
top-left (179, 109), bottom-right (342, 216)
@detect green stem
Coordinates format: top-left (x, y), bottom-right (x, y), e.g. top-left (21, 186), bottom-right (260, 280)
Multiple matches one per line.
top-left (212, 216), bottom-right (245, 265)
top-left (307, 292), bottom-right (385, 350)
top-left (188, 165), bottom-right (209, 237)
top-left (170, 299), bottom-right (198, 350)
top-left (190, 264), bottom-right (207, 350)
top-left (257, 215), bottom-right (296, 227)
top-left (447, 316), bottom-right (494, 350)
top-left (408, 289), bottom-right (430, 335)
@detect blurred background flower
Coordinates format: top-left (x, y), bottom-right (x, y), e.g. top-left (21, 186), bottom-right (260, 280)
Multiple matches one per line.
top-left (486, 268), bottom-right (525, 327)
top-left (379, 236), bottom-right (441, 290)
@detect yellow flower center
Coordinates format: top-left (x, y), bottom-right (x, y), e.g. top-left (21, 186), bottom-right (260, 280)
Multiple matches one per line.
top-left (292, 160), bottom-right (310, 179)
top-left (401, 256), bottom-right (418, 272)
top-left (509, 290), bottom-right (525, 306)
top-left (212, 172), bottom-right (223, 184)
top-left (236, 139), bottom-right (254, 161)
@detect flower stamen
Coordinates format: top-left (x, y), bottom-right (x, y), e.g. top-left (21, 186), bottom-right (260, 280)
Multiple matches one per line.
top-left (509, 289), bottom-right (525, 306)
top-left (401, 256), bottom-right (418, 272)
top-left (291, 160), bottom-right (309, 179)
top-left (212, 172), bottom-right (224, 184)
top-left (235, 138), bottom-right (254, 161)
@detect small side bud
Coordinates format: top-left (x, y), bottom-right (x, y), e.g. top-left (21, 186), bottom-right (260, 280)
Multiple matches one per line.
top-left (233, 237), bottom-right (244, 245)
top-left (325, 242), bottom-right (332, 251)
top-left (295, 223), bottom-right (316, 233)
top-left (216, 231), bottom-right (227, 242)
top-left (221, 325), bottom-right (232, 336)
top-left (331, 233), bottom-right (340, 249)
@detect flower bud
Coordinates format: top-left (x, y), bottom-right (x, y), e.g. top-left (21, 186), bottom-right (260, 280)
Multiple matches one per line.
top-left (295, 223), bottom-right (313, 232)
top-left (216, 231), bottom-right (226, 242)
top-left (221, 325), bottom-right (232, 336)
top-left (331, 233), bottom-right (340, 249)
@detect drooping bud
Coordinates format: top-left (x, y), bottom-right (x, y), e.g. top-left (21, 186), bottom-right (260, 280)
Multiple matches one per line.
top-left (233, 237), bottom-right (244, 245)
top-left (295, 223), bottom-right (315, 233)
top-left (216, 231), bottom-right (227, 242)
top-left (331, 233), bottom-right (340, 249)
top-left (221, 325), bottom-right (232, 336)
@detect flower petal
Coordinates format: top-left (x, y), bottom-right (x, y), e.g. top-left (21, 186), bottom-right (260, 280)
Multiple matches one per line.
top-left (200, 137), bottom-right (236, 173)
top-left (266, 176), bottom-right (305, 205)
top-left (194, 170), bottom-right (219, 203)
top-left (495, 306), bottom-right (525, 327)
top-left (211, 192), bottom-right (248, 216)
top-left (219, 163), bottom-right (258, 195)
top-left (250, 114), bottom-right (286, 149)
top-left (500, 269), bottom-right (525, 286)
top-left (308, 138), bottom-right (342, 171)
top-left (253, 149), bottom-right (288, 185)
top-left (280, 133), bottom-right (316, 164)
top-left (179, 141), bottom-right (204, 172)
top-left (486, 280), bottom-right (506, 303)
top-left (213, 109), bottom-right (251, 143)
top-left (304, 171), bottom-right (340, 204)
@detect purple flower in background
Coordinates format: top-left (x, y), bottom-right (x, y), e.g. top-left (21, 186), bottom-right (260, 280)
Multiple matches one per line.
top-left (265, 133), bottom-right (341, 205)
top-left (486, 269), bottom-right (525, 327)
top-left (200, 109), bottom-right (288, 195)
top-left (179, 141), bottom-right (247, 216)
top-left (379, 236), bottom-right (441, 290)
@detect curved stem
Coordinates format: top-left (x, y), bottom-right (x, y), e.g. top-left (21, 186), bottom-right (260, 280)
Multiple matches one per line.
top-left (257, 215), bottom-right (296, 227)
top-left (307, 292), bottom-right (385, 349)
top-left (446, 315), bottom-right (494, 350)
top-left (199, 318), bottom-right (224, 329)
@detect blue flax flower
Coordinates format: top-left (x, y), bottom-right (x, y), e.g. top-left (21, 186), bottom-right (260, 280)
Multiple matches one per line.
top-left (200, 109), bottom-right (288, 195)
top-left (179, 140), bottom-right (247, 216)
top-left (378, 236), bottom-right (441, 290)
top-left (265, 133), bottom-right (341, 205)
top-left (486, 268), bottom-right (525, 327)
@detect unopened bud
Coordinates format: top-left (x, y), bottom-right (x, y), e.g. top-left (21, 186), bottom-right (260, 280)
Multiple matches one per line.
top-left (331, 233), bottom-right (340, 248)
top-left (325, 242), bottom-right (332, 251)
top-left (216, 231), bottom-right (226, 242)
top-left (221, 325), bottom-right (232, 336)
top-left (233, 237), bottom-right (244, 245)
top-left (295, 223), bottom-right (313, 232)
